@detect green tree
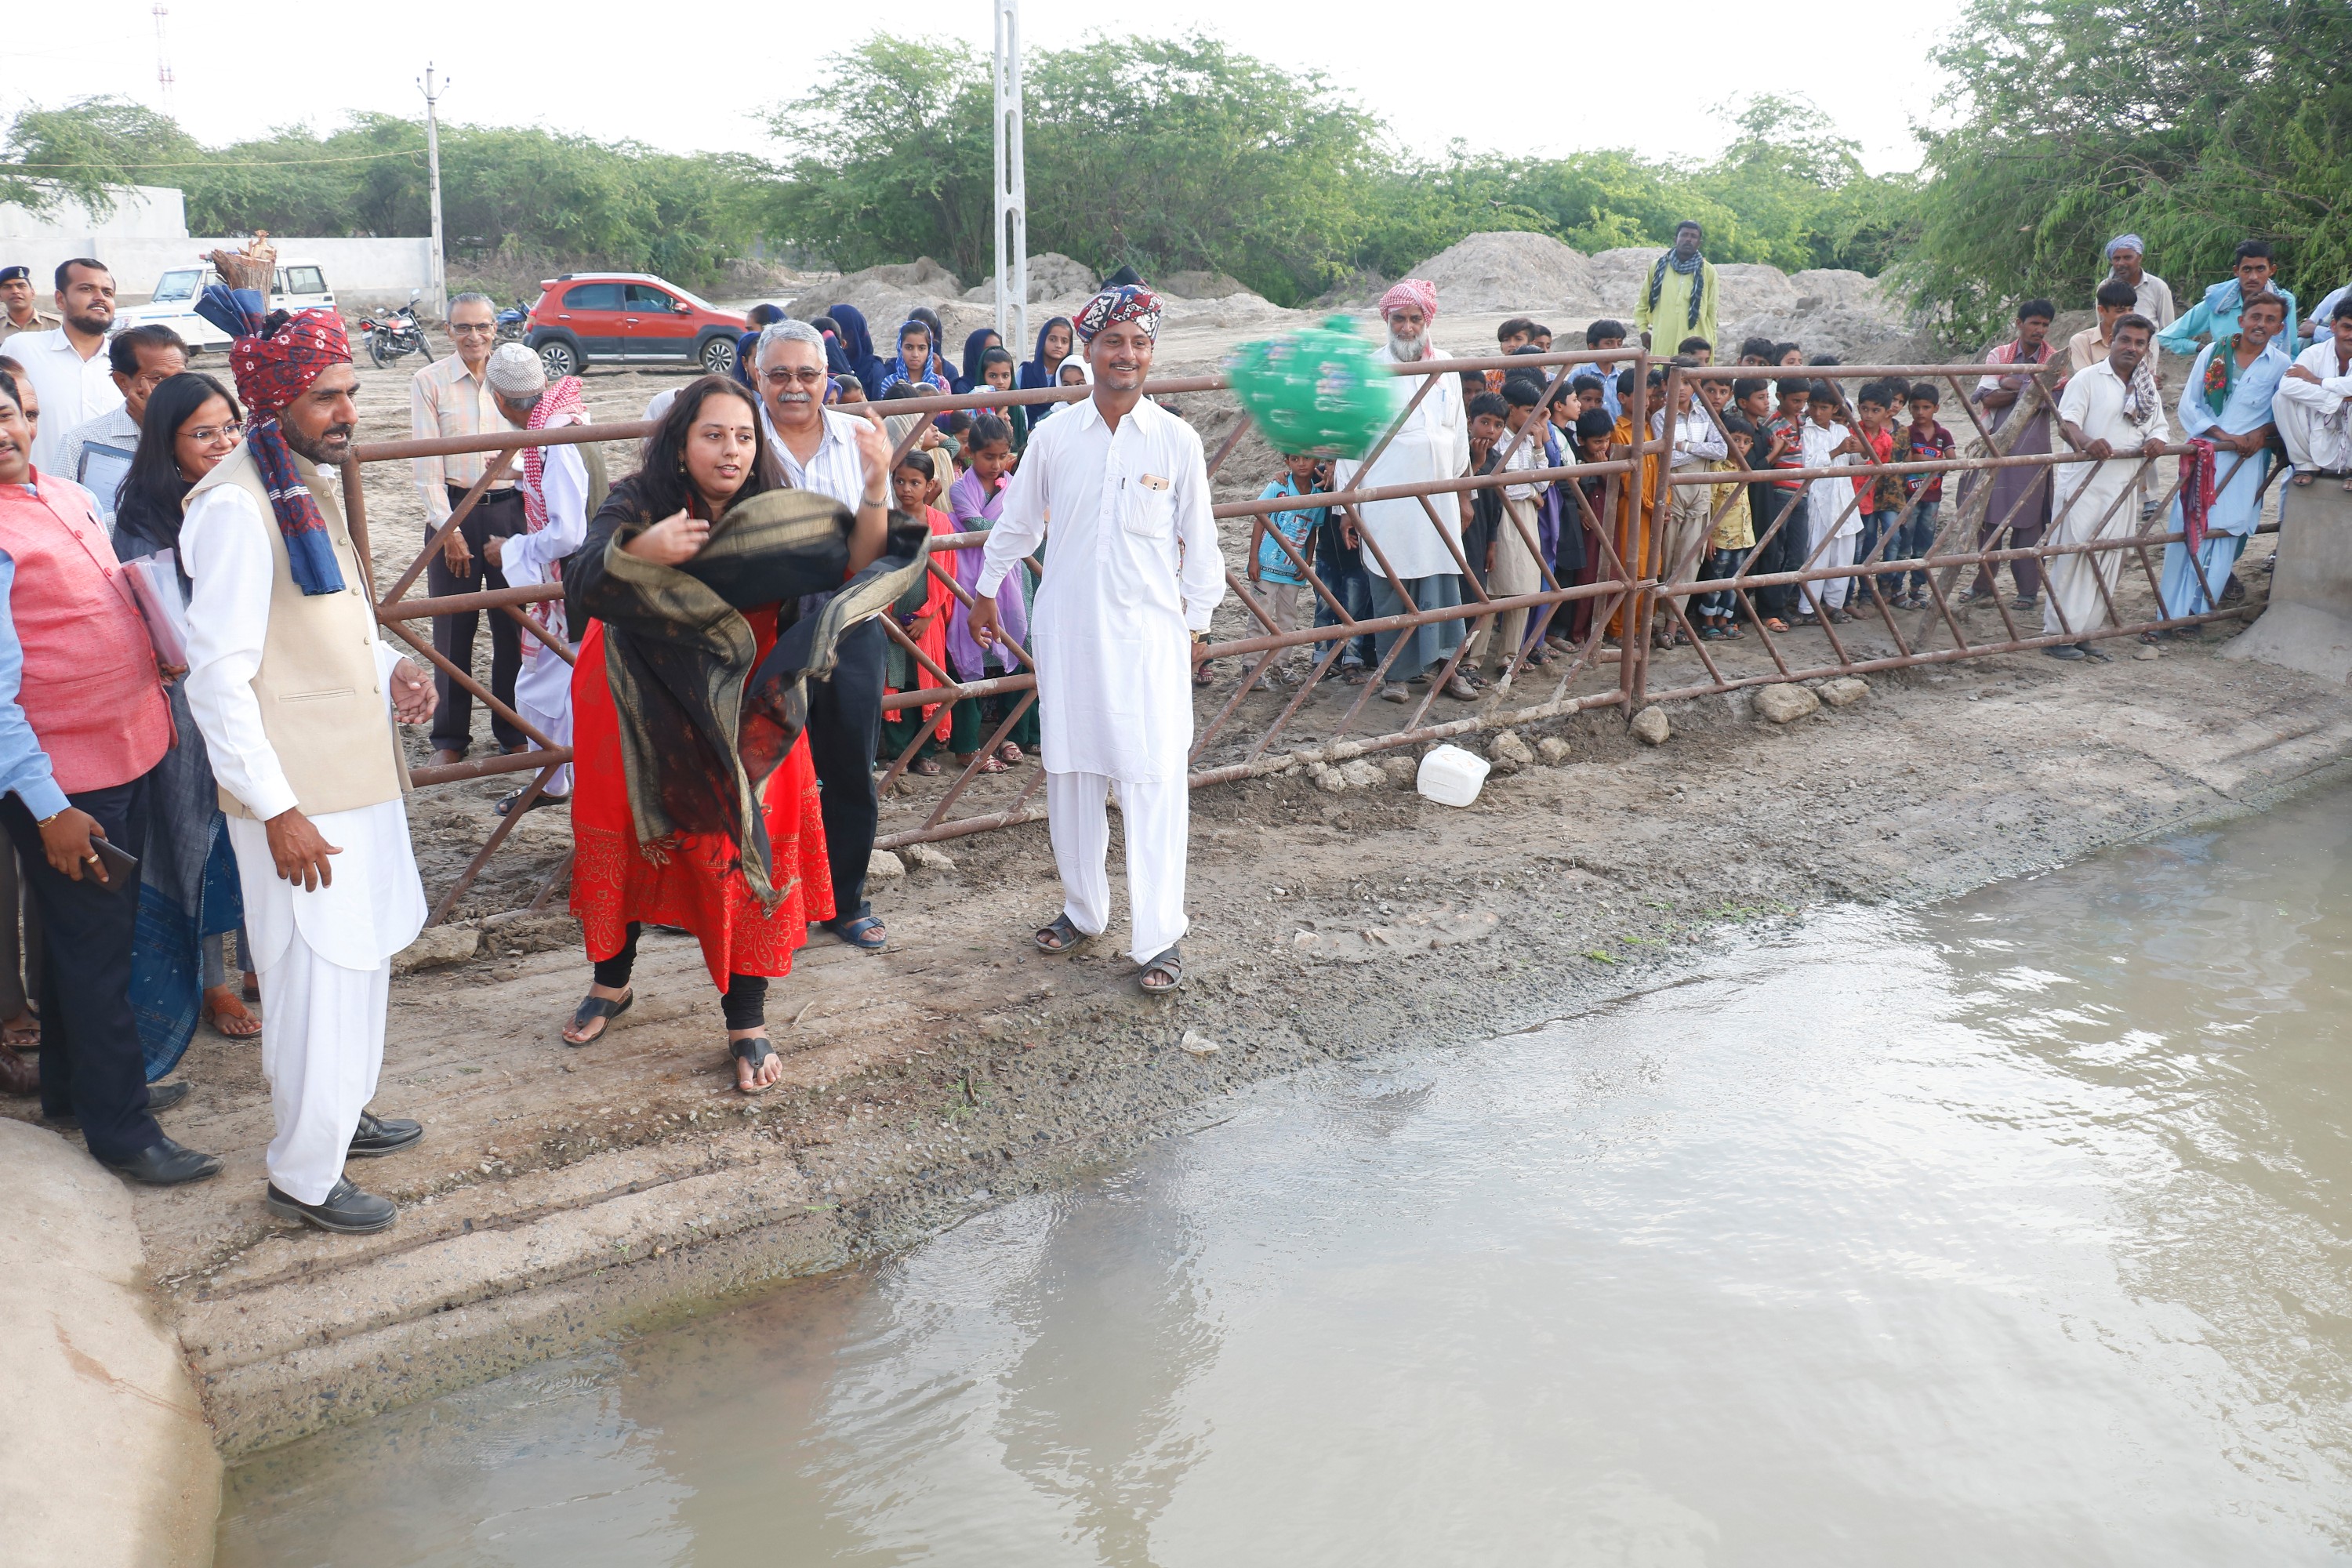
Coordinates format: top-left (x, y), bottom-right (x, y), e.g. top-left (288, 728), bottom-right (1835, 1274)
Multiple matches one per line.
top-left (1904, 0), bottom-right (2352, 344)
top-left (765, 32), bottom-right (1387, 306)
top-left (1, 99), bottom-right (776, 292)
top-left (0, 96), bottom-right (204, 212)
top-left (763, 35), bottom-right (994, 281)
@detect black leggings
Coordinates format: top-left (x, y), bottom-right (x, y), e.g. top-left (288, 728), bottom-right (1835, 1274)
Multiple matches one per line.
top-left (593, 922), bottom-right (768, 1030)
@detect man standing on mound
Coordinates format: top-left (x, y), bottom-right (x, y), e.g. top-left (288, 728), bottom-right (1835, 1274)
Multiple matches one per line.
top-left (967, 285), bottom-right (1223, 994)
top-left (183, 262), bottom-right (435, 1233)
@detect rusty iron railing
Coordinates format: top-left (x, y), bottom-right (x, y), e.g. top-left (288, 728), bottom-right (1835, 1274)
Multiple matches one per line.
top-left (342, 347), bottom-right (2270, 921)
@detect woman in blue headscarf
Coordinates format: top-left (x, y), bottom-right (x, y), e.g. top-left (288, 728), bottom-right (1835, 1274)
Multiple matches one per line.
top-left (827, 303), bottom-right (887, 398)
top-left (956, 328), bottom-right (1002, 394)
top-left (1017, 315), bottom-right (1078, 424)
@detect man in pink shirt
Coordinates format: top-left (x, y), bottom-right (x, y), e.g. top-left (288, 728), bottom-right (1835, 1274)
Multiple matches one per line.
top-left (0, 365), bottom-right (220, 1183)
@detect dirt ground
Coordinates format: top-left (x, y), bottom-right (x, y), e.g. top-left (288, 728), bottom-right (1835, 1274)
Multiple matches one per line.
top-left (8, 343), bottom-right (2337, 1461)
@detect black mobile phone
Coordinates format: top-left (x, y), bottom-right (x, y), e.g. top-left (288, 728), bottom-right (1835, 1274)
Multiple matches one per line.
top-left (89, 837), bottom-right (140, 896)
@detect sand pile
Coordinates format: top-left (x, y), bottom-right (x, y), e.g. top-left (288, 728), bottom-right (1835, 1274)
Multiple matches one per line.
top-left (1411, 231), bottom-right (1600, 314)
top-left (960, 252), bottom-right (1101, 305)
top-left (1406, 231), bottom-right (1915, 359)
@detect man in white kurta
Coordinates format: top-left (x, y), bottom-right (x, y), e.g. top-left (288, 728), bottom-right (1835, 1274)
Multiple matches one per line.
top-left (2275, 300), bottom-right (2352, 481)
top-left (1331, 278), bottom-right (1472, 699)
top-left (968, 286), bottom-right (1224, 989)
top-left (481, 343), bottom-right (590, 802)
top-left (180, 307), bottom-right (434, 1234)
top-left (2045, 315), bottom-right (2170, 655)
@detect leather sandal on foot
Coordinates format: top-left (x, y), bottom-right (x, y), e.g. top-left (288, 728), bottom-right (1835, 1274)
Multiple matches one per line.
top-left (1139, 945), bottom-right (1184, 995)
top-left (826, 913), bottom-right (887, 950)
top-left (564, 987), bottom-right (632, 1047)
top-left (496, 789), bottom-right (568, 818)
top-left (1034, 913), bottom-right (1092, 953)
top-left (731, 1033), bottom-right (779, 1095)
top-left (202, 989), bottom-right (263, 1039)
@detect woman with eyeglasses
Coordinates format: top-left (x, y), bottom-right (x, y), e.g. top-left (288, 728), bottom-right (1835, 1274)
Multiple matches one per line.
top-left (112, 370), bottom-right (262, 1048)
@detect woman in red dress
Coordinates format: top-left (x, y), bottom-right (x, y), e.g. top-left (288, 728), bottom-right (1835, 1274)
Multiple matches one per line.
top-left (559, 376), bottom-right (893, 1091)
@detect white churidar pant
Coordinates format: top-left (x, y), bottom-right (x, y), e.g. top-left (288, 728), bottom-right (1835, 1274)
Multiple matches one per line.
top-left (1048, 770), bottom-right (1189, 965)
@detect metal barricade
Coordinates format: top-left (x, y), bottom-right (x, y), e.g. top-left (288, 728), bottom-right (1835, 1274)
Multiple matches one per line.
top-left (342, 347), bottom-right (2269, 921)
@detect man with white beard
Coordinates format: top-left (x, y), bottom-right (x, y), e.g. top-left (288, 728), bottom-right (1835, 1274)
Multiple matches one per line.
top-left (1332, 279), bottom-right (1475, 704)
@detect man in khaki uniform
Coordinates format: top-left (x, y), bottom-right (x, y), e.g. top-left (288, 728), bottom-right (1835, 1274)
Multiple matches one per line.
top-left (182, 282), bottom-right (436, 1234)
top-left (0, 265), bottom-right (59, 343)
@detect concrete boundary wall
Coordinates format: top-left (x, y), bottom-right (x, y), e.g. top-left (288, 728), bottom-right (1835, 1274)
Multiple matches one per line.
top-left (3, 185), bottom-right (434, 312)
top-left (0, 1120), bottom-right (220, 1565)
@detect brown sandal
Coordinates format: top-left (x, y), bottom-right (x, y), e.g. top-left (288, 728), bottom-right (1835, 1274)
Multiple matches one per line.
top-left (202, 989), bottom-right (263, 1040)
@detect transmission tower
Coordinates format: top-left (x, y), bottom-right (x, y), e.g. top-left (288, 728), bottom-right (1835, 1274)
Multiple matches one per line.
top-left (153, 5), bottom-right (175, 113)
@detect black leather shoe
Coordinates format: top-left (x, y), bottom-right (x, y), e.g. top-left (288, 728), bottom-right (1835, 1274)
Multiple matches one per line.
top-left (266, 1178), bottom-right (397, 1234)
top-left (347, 1109), bottom-right (423, 1159)
top-left (103, 1136), bottom-right (223, 1186)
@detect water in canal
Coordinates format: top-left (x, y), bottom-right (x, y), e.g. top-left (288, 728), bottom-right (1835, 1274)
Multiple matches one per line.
top-left (217, 788), bottom-right (2352, 1565)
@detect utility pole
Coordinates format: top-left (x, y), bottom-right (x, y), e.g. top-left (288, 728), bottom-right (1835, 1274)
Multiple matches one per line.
top-left (418, 64), bottom-right (449, 321)
top-left (992, 0), bottom-right (1028, 357)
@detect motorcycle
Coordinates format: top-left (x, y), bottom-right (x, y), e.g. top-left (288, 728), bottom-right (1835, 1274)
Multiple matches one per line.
top-left (359, 293), bottom-right (427, 368)
top-left (495, 298), bottom-right (530, 344)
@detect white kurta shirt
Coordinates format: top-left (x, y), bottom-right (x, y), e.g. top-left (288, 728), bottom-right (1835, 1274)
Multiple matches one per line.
top-left (2276, 339), bottom-right (2352, 474)
top-left (976, 394), bottom-right (1224, 782)
top-left (1802, 420), bottom-right (1860, 539)
top-left (182, 477), bottom-right (426, 974)
top-left (1332, 341), bottom-right (1469, 579)
top-left (500, 438), bottom-right (590, 720)
top-left (2055, 359), bottom-right (2171, 524)
top-left (14, 327), bottom-right (123, 477)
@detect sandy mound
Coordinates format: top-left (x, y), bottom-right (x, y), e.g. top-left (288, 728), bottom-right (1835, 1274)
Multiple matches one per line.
top-left (1406, 234), bottom-right (1915, 359)
top-left (1160, 270), bottom-right (1254, 299)
top-left (1411, 230), bottom-right (1599, 314)
top-left (961, 252), bottom-right (1100, 305)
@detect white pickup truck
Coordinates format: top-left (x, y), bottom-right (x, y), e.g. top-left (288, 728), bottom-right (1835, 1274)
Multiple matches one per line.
top-left (115, 258), bottom-right (338, 350)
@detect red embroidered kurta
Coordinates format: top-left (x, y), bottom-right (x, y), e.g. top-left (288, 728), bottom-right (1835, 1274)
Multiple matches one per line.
top-left (570, 607), bottom-right (833, 990)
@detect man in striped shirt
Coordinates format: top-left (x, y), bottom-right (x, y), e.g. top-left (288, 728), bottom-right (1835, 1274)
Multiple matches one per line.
top-left (410, 292), bottom-right (528, 766)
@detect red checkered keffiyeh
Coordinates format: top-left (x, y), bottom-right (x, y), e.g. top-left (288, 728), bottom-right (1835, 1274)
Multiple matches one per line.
top-left (519, 374), bottom-right (588, 659)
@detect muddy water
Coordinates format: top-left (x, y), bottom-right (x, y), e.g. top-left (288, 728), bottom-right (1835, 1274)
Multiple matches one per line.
top-left (216, 789), bottom-right (2352, 1566)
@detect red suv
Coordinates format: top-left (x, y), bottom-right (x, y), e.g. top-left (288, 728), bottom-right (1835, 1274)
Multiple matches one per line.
top-left (524, 272), bottom-right (746, 378)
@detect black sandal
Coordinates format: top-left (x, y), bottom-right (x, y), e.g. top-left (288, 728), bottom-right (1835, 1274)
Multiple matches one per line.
top-left (563, 987), bottom-right (631, 1047)
top-left (1035, 913), bottom-right (1091, 953)
top-left (497, 789), bottom-right (569, 818)
top-left (1139, 944), bottom-right (1183, 995)
top-left (731, 1033), bottom-right (779, 1094)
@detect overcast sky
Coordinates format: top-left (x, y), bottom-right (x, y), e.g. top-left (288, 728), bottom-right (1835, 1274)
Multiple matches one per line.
top-left (5, 0), bottom-right (1960, 175)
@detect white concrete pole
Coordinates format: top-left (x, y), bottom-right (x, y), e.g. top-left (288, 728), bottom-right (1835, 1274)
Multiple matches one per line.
top-left (419, 64), bottom-right (448, 321)
top-left (993, 0), bottom-right (1028, 355)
